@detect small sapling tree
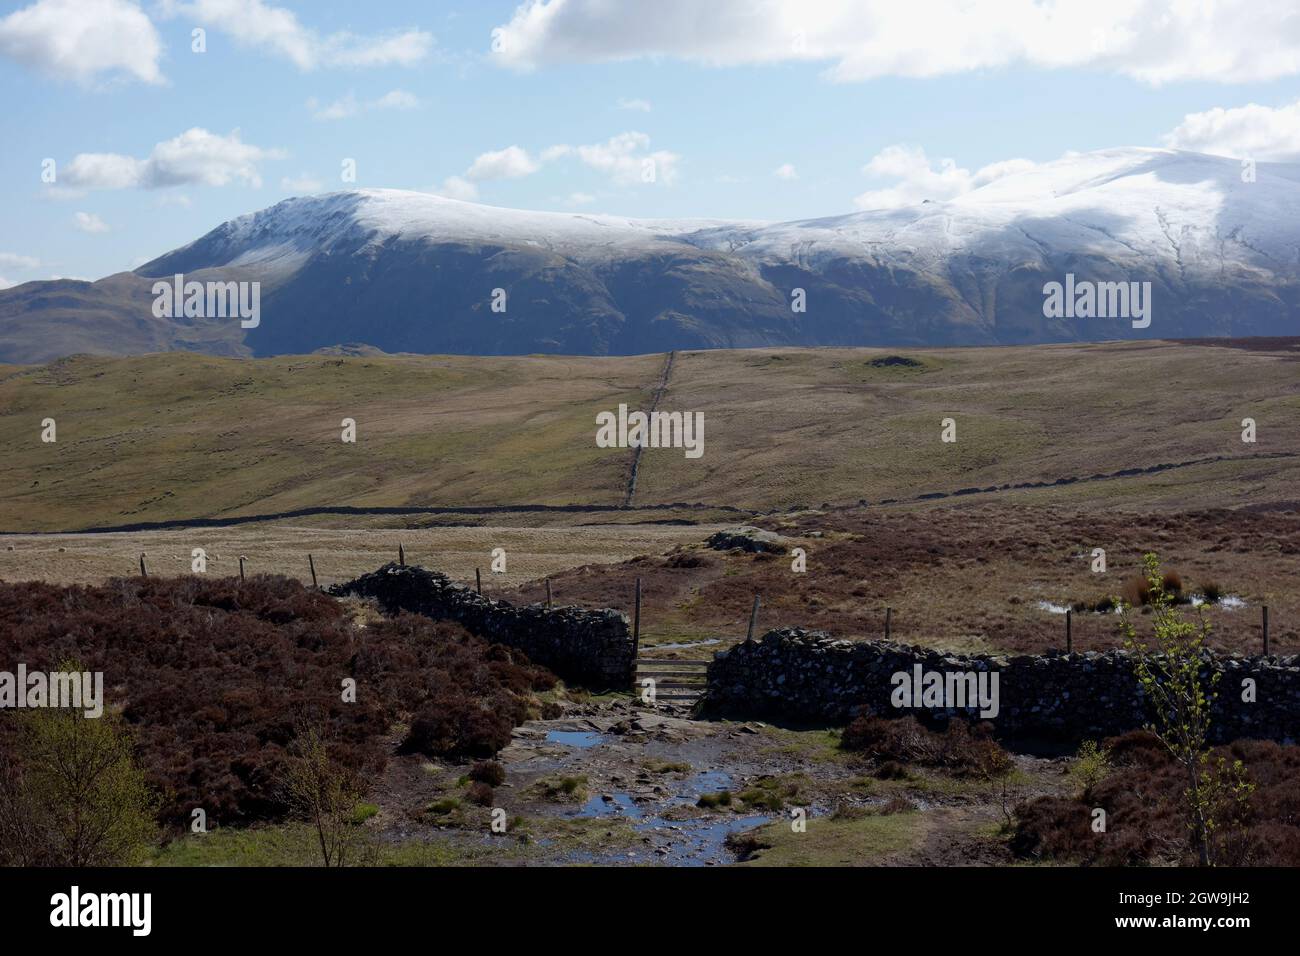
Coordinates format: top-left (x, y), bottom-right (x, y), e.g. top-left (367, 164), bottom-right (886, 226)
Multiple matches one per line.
top-left (1117, 553), bottom-right (1253, 865)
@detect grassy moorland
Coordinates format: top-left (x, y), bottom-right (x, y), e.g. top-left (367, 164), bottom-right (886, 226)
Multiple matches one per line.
top-left (506, 503), bottom-right (1300, 658)
top-left (1, 340), bottom-right (1297, 533)
top-left (0, 521), bottom-right (724, 589)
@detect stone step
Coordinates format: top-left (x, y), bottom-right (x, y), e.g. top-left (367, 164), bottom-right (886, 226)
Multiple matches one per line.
top-left (635, 670), bottom-right (708, 679)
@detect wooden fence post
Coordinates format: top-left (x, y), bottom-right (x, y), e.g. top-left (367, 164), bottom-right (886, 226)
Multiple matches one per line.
top-left (1263, 605), bottom-right (1270, 656)
top-left (139, 553), bottom-right (147, 577)
top-left (885, 606), bottom-right (892, 640)
top-left (398, 543), bottom-right (405, 567)
top-left (632, 577), bottom-right (642, 660)
top-left (1066, 608), bottom-right (1072, 654)
top-left (746, 594), bottom-right (761, 641)
top-left (546, 578), bottom-right (553, 609)
top-left (239, 556), bottom-right (246, 582)
top-left (308, 553), bottom-right (318, 589)
top-left (475, 568), bottom-right (482, 595)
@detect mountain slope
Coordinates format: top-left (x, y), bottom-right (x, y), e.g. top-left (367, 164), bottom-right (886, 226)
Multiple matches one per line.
top-left (1, 341), bottom-right (1298, 532)
top-left (3, 148), bottom-right (1299, 362)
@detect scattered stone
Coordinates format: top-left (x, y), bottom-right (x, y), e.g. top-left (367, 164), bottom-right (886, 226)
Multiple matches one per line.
top-left (706, 526), bottom-right (790, 555)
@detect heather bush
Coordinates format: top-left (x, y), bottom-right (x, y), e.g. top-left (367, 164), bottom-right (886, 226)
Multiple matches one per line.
top-left (469, 760), bottom-right (506, 787)
top-left (0, 576), bottom-right (555, 830)
top-left (840, 715), bottom-right (1012, 778)
top-left (1012, 733), bottom-right (1300, 866)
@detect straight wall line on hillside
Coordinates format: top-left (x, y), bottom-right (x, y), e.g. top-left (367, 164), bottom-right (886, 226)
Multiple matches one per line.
top-left (622, 350), bottom-right (676, 508)
top-left (7, 450), bottom-right (1296, 536)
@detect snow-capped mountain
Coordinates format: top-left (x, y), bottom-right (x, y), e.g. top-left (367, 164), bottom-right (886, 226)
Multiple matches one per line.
top-left (3, 147), bottom-right (1298, 363)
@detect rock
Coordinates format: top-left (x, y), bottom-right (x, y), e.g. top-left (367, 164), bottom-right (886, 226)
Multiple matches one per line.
top-left (705, 526), bottom-right (790, 554)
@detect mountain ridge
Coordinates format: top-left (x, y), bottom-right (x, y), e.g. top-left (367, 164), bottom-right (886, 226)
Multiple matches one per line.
top-left (4, 147), bottom-right (1298, 363)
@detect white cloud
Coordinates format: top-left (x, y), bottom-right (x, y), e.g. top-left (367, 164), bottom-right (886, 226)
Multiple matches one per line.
top-left (0, 0), bottom-right (163, 85)
top-left (439, 132), bottom-right (680, 201)
top-left (155, 193), bottom-right (192, 208)
top-left (774, 163), bottom-right (798, 180)
top-left (546, 131), bottom-right (680, 185)
top-left (310, 92), bottom-right (360, 120)
top-left (466, 145), bottom-right (540, 181)
top-left (64, 152), bottom-right (143, 189)
top-left (309, 88), bottom-right (421, 120)
top-left (616, 97), bottom-right (651, 112)
top-left (490, 0), bottom-right (1300, 86)
top-left (62, 128), bottom-right (285, 190)
top-left (161, 0), bottom-right (432, 70)
top-left (434, 176), bottom-right (479, 201)
top-left (281, 173), bottom-right (324, 193)
top-left (0, 253), bottom-right (40, 270)
top-left (372, 89), bottom-right (420, 110)
top-left (0, 277), bottom-right (15, 290)
top-left (74, 211), bottom-right (109, 233)
top-left (1164, 100), bottom-right (1300, 160)
top-left (853, 145), bottom-right (1036, 209)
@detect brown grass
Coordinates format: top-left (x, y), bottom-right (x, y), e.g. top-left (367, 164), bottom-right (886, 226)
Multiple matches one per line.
top-left (1011, 731), bottom-right (1300, 866)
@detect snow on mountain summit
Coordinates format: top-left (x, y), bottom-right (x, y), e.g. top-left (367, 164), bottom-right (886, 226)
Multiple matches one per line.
top-left (704, 148), bottom-right (1300, 277)
top-left (140, 148), bottom-right (1300, 285)
top-left (11, 148), bottom-right (1296, 363)
top-left (148, 188), bottom-right (760, 277)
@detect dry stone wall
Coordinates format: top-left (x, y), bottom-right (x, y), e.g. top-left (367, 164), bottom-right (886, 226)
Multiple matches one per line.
top-left (705, 627), bottom-right (1300, 744)
top-left (333, 563), bottom-right (635, 689)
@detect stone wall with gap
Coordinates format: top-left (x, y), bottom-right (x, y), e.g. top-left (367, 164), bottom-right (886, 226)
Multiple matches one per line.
top-left (332, 563), bottom-right (634, 689)
top-left (704, 627), bottom-right (1300, 744)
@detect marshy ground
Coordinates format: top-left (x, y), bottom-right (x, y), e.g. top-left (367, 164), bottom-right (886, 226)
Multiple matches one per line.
top-left (152, 692), bottom-right (1072, 867)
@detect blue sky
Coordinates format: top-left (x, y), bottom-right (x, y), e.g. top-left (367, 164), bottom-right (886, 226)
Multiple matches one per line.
top-left (3, 0), bottom-right (1300, 285)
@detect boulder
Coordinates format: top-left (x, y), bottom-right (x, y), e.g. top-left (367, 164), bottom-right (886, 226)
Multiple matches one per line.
top-left (706, 526), bottom-right (789, 554)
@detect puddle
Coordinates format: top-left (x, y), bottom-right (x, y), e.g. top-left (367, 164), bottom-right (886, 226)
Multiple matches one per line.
top-left (1036, 601), bottom-right (1122, 615)
top-left (681, 770), bottom-right (732, 795)
top-left (653, 638), bottom-right (721, 650)
top-left (569, 768), bottom-right (771, 864)
top-left (572, 791), bottom-right (769, 865)
top-left (545, 730), bottom-right (606, 748)
top-left (635, 814), bottom-right (770, 866)
top-left (578, 792), bottom-right (643, 819)
top-left (1190, 595), bottom-right (1247, 610)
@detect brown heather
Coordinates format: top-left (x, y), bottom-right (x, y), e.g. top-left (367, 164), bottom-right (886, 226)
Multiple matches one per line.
top-left (0, 575), bottom-right (554, 828)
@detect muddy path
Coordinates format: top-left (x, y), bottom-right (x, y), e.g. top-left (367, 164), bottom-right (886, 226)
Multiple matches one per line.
top-left (369, 696), bottom-right (1071, 867)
